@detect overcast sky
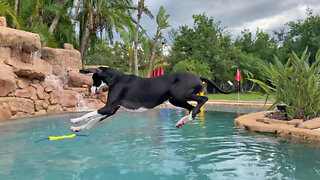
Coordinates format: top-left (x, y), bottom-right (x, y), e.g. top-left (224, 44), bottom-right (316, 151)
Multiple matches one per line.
top-left (133, 0), bottom-right (320, 43)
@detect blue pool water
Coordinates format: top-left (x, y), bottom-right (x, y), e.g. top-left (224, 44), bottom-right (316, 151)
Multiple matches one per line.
top-left (1, 106), bottom-right (320, 179)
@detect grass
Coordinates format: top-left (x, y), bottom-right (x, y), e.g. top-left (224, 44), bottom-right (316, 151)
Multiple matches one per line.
top-left (206, 93), bottom-right (273, 101)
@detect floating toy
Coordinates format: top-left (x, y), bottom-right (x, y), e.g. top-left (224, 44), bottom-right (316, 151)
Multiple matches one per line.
top-left (34, 134), bottom-right (88, 143)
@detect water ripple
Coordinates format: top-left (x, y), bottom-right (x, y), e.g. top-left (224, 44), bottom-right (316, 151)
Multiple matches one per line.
top-left (1, 108), bottom-right (320, 179)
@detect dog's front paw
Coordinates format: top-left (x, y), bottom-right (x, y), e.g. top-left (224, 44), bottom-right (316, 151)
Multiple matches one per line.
top-left (70, 126), bottom-right (81, 132)
top-left (176, 116), bottom-right (187, 128)
top-left (70, 118), bottom-right (81, 124)
top-left (176, 121), bottom-right (185, 128)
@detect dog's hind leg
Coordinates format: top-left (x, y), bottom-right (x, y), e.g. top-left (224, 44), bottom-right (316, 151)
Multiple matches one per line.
top-left (174, 95), bottom-right (208, 128)
top-left (188, 95), bottom-right (208, 119)
top-left (169, 98), bottom-right (194, 111)
top-left (169, 98), bottom-right (196, 128)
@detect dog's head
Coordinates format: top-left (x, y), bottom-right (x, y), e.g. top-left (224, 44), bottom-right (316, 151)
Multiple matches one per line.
top-left (80, 67), bottom-right (119, 94)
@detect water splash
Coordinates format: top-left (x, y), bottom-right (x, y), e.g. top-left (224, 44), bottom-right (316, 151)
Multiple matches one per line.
top-left (76, 93), bottom-right (89, 111)
top-left (30, 51), bottom-right (39, 64)
top-left (45, 75), bottom-right (63, 90)
top-left (45, 74), bottom-right (89, 111)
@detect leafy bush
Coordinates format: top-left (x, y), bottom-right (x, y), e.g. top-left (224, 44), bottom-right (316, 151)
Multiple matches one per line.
top-left (249, 48), bottom-right (320, 120)
top-left (172, 59), bottom-right (212, 77)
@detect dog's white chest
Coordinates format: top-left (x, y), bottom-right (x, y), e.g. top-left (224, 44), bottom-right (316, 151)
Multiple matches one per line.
top-left (122, 107), bottom-right (149, 112)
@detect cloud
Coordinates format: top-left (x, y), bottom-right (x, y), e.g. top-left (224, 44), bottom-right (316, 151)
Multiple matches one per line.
top-left (133, 0), bottom-right (320, 40)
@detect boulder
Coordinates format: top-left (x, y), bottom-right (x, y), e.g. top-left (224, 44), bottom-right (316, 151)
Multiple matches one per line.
top-left (14, 86), bottom-right (37, 100)
top-left (17, 78), bottom-right (31, 89)
top-left (47, 105), bottom-right (63, 115)
top-left (5, 58), bottom-right (52, 81)
top-left (0, 16), bottom-right (6, 27)
top-left (6, 58), bottom-right (52, 81)
top-left (0, 103), bottom-right (11, 121)
top-left (0, 26), bottom-right (41, 52)
top-left (86, 98), bottom-right (105, 110)
top-left (36, 86), bottom-right (45, 99)
top-left (0, 97), bottom-right (35, 114)
top-left (298, 118), bottom-right (320, 129)
top-left (58, 90), bottom-right (78, 108)
top-left (0, 47), bottom-right (11, 63)
top-left (67, 71), bottom-right (92, 87)
top-left (0, 108), bottom-right (11, 121)
top-left (42, 47), bottom-right (82, 77)
top-left (70, 87), bottom-right (90, 96)
top-left (99, 91), bottom-right (108, 104)
top-left (34, 110), bottom-right (46, 116)
top-left (0, 64), bottom-right (17, 96)
top-left (12, 112), bottom-right (32, 119)
top-left (10, 48), bottom-right (39, 64)
top-left (63, 43), bottom-right (74, 50)
top-left (35, 100), bottom-right (48, 111)
top-left (49, 92), bottom-right (59, 105)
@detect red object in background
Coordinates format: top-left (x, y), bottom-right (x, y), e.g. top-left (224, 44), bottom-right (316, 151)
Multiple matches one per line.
top-left (151, 60), bottom-right (163, 78)
top-left (149, 55), bottom-right (164, 78)
top-left (236, 69), bottom-right (241, 82)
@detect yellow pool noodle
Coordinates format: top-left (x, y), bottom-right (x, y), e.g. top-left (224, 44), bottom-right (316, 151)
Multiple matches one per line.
top-left (49, 134), bottom-right (76, 140)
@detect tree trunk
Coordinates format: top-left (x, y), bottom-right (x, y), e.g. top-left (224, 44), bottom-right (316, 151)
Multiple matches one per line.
top-left (133, 0), bottom-right (144, 76)
top-left (49, 14), bottom-right (60, 34)
top-left (12, 0), bottom-right (18, 28)
top-left (49, 0), bottom-right (64, 34)
top-left (82, 31), bottom-right (95, 64)
top-left (133, 14), bottom-right (141, 76)
top-left (129, 57), bottom-right (133, 74)
top-left (79, 16), bottom-right (87, 65)
top-left (72, 0), bottom-right (81, 22)
top-left (147, 30), bottom-right (160, 77)
top-left (128, 48), bottom-right (133, 74)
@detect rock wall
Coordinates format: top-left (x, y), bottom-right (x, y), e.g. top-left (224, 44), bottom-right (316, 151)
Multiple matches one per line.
top-left (0, 17), bottom-right (106, 121)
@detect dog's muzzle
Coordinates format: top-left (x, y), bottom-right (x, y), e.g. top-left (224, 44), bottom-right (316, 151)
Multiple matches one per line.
top-left (91, 86), bottom-right (98, 94)
top-left (91, 84), bottom-right (108, 94)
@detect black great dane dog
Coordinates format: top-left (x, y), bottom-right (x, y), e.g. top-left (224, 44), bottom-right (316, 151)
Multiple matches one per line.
top-left (70, 67), bottom-right (234, 131)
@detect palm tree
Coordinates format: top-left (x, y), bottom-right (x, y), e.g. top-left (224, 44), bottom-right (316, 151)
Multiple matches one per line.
top-left (0, 0), bottom-right (20, 28)
top-left (133, 0), bottom-right (153, 76)
top-left (77, 0), bottom-right (134, 63)
top-left (147, 6), bottom-right (170, 77)
top-left (49, 0), bottom-right (65, 34)
top-left (15, 0), bottom-right (75, 47)
top-left (117, 27), bottom-right (146, 74)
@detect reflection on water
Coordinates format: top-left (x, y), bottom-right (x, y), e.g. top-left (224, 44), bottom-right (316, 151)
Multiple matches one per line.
top-left (0, 106), bottom-right (319, 179)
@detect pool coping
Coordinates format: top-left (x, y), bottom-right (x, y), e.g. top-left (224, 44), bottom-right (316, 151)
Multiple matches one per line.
top-left (1, 100), bottom-right (272, 122)
top-left (160, 100), bottom-right (272, 107)
top-left (234, 111), bottom-right (320, 141)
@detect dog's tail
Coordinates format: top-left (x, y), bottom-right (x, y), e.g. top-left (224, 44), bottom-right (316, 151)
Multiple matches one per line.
top-left (200, 77), bottom-right (235, 94)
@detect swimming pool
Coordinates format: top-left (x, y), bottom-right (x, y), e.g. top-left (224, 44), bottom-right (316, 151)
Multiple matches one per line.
top-left (1, 106), bottom-right (320, 179)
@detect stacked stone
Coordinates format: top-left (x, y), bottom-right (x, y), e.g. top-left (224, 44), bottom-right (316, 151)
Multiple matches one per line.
top-left (0, 17), bottom-right (107, 121)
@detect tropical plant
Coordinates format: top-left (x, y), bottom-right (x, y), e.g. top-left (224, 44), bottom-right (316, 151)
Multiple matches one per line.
top-left (133, 0), bottom-right (153, 76)
top-left (0, 0), bottom-right (20, 28)
top-left (147, 6), bottom-right (170, 77)
top-left (232, 52), bottom-right (266, 92)
top-left (167, 14), bottom-right (237, 82)
top-left (249, 48), bottom-right (320, 120)
top-left (172, 59), bottom-right (212, 78)
top-left (77, 0), bottom-right (134, 63)
top-left (117, 27), bottom-right (146, 74)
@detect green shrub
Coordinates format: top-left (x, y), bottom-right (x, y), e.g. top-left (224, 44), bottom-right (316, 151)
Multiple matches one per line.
top-left (249, 48), bottom-right (320, 120)
top-left (172, 59), bottom-right (212, 77)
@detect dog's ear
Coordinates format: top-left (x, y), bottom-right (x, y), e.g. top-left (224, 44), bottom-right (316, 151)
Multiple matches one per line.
top-left (79, 68), bottom-right (101, 74)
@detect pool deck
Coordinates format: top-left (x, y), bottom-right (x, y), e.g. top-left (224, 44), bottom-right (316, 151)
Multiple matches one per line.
top-left (234, 111), bottom-right (320, 141)
top-left (204, 100), bottom-right (272, 107)
top-left (161, 100), bottom-right (272, 107)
